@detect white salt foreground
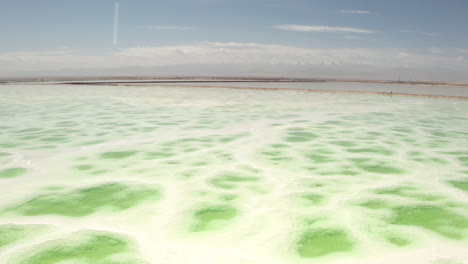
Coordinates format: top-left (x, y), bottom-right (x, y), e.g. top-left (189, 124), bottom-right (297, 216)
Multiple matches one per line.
top-left (0, 84), bottom-right (467, 264)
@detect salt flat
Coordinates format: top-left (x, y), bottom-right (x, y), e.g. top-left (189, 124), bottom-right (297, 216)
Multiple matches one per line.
top-left (0, 84), bottom-right (467, 264)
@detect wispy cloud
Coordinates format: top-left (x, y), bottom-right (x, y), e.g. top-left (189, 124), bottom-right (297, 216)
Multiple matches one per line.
top-left (344, 36), bottom-right (365, 40)
top-left (144, 26), bottom-right (193, 30)
top-left (274, 25), bottom-right (376, 34)
top-left (427, 47), bottom-right (444, 54)
top-left (421, 32), bottom-right (439, 37)
top-left (2, 43), bottom-right (466, 81)
top-left (339, 10), bottom-right (371, 14)
top-left (456, 48), bottom-right (468, 53)
top-left (2, 42), bottom-right (464, 72)
top-left (400, 30), bottom-right (439, 37)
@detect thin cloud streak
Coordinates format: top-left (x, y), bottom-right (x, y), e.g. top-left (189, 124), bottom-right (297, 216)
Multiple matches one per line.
top-left (344, 36), bottom-right (365, 40)
top-left (144, 26), bottom-right (193, 30)
top-left (421, 32), bottom-right (439, 37)
top-left (339, 10), bottom-right (371, 14)
top-left (274, 25), bottom-right (376, 34)
top-left (400, 30), bottom-right (439, 37)
top-left (113, 2), bottom-right (119, 45)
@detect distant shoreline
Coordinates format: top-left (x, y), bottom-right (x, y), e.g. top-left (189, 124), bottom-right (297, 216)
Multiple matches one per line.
top-left (103, 83), bottom-right (468, 100)
top-left (16, 82), bottom-right (461, 100)
top-left (1, 77), bottom-right (468, 88)
top-left (2, 77), bottom-right (467, 99)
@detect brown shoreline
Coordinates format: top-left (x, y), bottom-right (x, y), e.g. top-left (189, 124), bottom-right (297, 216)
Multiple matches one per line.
top-left (94, 83), bottom-right (468, 100)
top-left (64, 79), bottom-right (468, 88)
top-left (2, 76), bottom-right (468, 88)
top-left (2, 81), bottom-right (467, 100)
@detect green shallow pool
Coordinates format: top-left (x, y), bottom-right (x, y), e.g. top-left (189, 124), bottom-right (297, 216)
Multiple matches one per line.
top-left (0, 84), bottom-right (467, 264)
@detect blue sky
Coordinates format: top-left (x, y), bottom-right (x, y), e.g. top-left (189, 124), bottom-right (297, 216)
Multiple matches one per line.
top-left (1, 0), bottom-right (467, 81)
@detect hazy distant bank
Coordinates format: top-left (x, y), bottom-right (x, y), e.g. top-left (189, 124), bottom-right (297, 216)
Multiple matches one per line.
top-left (3, 78), bottom-right (467, 99)
top-left (2, 76), bottom-right (468, 88)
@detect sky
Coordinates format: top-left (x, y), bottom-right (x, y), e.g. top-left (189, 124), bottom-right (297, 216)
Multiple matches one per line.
top-left (1, 0), bottom-right (468, 81)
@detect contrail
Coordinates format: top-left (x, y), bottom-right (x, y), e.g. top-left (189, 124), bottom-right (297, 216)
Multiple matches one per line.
top-left (113, 2), bottom-right (119, 45)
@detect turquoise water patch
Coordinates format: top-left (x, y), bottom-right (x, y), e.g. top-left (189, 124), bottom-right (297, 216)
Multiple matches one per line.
top-left (448, 179), bottom-right (468, 192)
top-left (296, 229), bottom-right (354, 258)
top-left (191, 205), bottom-right (238, 232)
top-left (5, 183), bottom-right (161, 217)
top-left (387, 205), bottom-right (468, 239)
top-left (0, 224), bottom-right (48, 250)
top-left (9, 231), bottom-right (148, 264)
top-left (100, 151), bottom-right (138, 159)
top-left (0, 168), bottom-right (28, 178)
top-left (209, 171), bottom-right (259, 189)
